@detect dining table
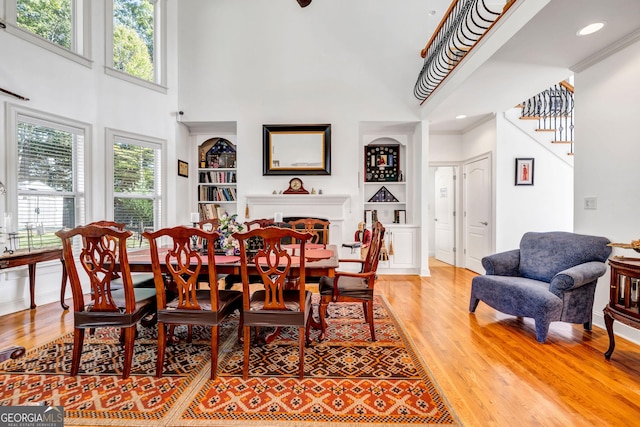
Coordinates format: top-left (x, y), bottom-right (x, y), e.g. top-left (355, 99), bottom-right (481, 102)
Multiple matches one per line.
top-left (125, 244), bottom-right (339, 282)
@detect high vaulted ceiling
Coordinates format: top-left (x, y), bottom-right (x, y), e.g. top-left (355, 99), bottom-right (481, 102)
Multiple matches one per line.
top-left (423, 0), bottom-right (640, 131)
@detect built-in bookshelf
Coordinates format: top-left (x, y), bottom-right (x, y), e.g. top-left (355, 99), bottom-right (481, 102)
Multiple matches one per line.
top-left (360, 124), bottom-right (419, 274)
top-left (363, 141), bottom-right (407, 225)
top-left (198, 137), bottom-right (237, 220)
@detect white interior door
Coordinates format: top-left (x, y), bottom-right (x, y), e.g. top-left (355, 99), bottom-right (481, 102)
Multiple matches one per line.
top-left (464, 156), bottom-right (491, 274)
top-left (434, 166), bottom-right (455, 265)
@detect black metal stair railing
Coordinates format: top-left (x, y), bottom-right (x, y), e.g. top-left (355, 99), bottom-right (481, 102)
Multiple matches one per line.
top-left (414, 0), bottom-right (515, 103)
top-left (520, 81), bottom-right (574, 155)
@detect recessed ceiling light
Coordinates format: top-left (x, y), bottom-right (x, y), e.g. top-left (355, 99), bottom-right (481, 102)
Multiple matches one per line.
top-left (577, 22), bottom-right (605, 36)
top-left (455, 115), bottom-right (467, 120)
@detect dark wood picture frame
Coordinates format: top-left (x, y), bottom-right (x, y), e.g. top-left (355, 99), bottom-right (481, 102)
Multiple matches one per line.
top-left (263, 124), bottom-right (331, 175)
top-left (178, 159), bottom-right (189, 177)
top-left (515, 158), bottom-right (534, 185)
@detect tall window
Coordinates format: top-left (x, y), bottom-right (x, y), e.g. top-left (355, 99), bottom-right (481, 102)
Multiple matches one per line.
top-left (16, 0), bottom-right (72, 49)
top-left (13, 113), bottom-right (86, 250)
top-left (5, 0), bottom-right (91, 64)
top-left (110, 131), bottom-right (162, 247)
top-left (108, 0), bottom-right (165, 88)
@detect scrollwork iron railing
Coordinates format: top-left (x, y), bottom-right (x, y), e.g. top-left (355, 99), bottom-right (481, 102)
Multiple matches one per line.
top-left (414, 0), bottom-right (515, 103)
top-left (520, 81), bottom-right (574, 154)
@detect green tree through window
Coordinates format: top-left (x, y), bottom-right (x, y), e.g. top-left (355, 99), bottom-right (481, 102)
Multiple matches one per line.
top-left (17, 0), bottom-right (72, 49)
top-left (113, 0), bottom-right (154, 81)
top-left (113, 141), bottom-right (160, 247)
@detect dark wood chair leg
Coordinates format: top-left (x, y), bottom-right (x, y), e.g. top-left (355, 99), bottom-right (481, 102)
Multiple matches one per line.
top-left (71, 328), bottom-right (85, 376)
top-left (318, 299), bottom-right (329, 341)
top-left (211, 325), bottom-right (219, 380)
top-left (243, 325), bottom-right (251, 380)
top-left (366, 301), bottom-right (376, 342)
top-left (122, 326), bottom-right (136, 379)
top-left (156, 322), bottom-right (167, 377)
top-left (298, 326), bottom-right (305, 379)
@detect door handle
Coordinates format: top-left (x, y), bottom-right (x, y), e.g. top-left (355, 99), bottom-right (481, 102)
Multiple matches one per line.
top-left (480, 221), bottom-right (488, 225)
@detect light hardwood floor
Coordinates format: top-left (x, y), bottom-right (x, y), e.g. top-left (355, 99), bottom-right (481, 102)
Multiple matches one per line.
top-left (2, 259), bottom-right (640, 426)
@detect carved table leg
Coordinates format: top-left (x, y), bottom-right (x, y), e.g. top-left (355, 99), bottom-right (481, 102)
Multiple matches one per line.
top-left (604, 308), bottom-right (615, 360)
top-left (28, 262), bottom-right (37, 309)
top-left (60, 258), bottom-right (69, 310)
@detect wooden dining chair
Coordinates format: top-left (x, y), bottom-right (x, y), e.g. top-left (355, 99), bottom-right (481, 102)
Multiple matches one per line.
top-left (55, 225), bottom-right (157, 379)
top-left (195, 217), bottom-right (223, 287)
top-left (223, 218), bottom-right (276, 290)
top-left (288, 218), bottom-right (330, 246)
top-left (142, 225), bottom-right (242, 379)
top-left (233, 227), bottom-right (313, 379)
top-left (317, 221), bottom-right (385, 341)
top-left (86, 220), bottom-right (156, 289)
top-left (244, 218), bottom-right (276, 230)
top-left (196, 218), bottom-right (220, 246)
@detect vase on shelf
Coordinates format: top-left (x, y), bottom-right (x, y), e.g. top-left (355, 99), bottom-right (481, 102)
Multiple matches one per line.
top-left (224, 247), bottom-right (236, 256)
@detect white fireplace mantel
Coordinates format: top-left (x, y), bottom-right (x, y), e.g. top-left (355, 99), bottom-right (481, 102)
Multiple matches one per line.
top-left (245, 194), bottom-right (351, 245)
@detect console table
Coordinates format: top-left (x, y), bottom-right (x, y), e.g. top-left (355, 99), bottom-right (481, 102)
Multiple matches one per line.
top-left (0, 247), bottom-right (67, 363)
top-left (604, 257), bottom-right (640, 359)
top-left (0, 247), bottom-right (66, 309)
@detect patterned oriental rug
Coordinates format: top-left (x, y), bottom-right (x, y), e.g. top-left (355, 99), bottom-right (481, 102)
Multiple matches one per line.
top-left (0, 295), bottom-right (459, 426)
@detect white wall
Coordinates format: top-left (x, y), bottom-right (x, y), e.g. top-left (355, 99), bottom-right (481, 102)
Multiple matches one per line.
top-left (495, 111), bottom-right (573, 251)
top-left (575, 38), bottom-right (640, 343)
top-left (176, 0), bottom-right (423, 243)
top-left (0, 2), bottom-right (180, 314)
top-left (428, 112), bottom-right (574, 267)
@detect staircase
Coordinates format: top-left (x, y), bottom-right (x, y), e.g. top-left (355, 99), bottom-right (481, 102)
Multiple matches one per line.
top-left (518, 81), bottom-right (574, 155)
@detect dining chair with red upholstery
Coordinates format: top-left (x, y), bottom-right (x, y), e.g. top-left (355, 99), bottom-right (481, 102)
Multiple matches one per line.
top-left (317, 221), bottom-right (385, 341)
top-left (233, 227), bottom-right (313, 379)
top-left (55, 225), bottom-right (157, 379)
top-left (143, 225), bottom-right (242, 379)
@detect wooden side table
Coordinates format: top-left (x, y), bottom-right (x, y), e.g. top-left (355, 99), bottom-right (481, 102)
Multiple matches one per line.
top-left (0, 247), bottom-right (67, 362)
top-left (0, 247), bottom-right (66, 309)
top-left (604, 257), bottom-right (640, 359)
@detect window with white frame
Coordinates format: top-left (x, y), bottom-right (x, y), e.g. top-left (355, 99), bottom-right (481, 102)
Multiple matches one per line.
top-left (109, 130), bottom-right (162, 247)
top-left (106, 0), bottom-right (166, 89)
top-left (11, 111), bottom-right (86, 250)
top-left (4, 0), bottom-right (91, 66)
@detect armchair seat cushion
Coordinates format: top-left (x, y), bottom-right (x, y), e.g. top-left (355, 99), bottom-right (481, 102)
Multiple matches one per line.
top-left (470, 275), bottom-right (563, 320)
top-left (319, 276), bottom-right (373, 300)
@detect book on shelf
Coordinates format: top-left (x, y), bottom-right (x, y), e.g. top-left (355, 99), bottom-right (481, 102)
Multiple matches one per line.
top-left (394, 209), bottom-right (406, 224)
top-left (199, 203), bottom-right (220, 220)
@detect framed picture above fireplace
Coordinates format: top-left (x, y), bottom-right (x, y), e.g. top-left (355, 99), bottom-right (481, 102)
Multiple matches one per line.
top-left (263, 124), bottom-right (331, 175)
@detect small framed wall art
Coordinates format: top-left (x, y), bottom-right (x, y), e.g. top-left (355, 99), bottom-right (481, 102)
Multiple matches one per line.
top-left (178, 159), bottom-right (189, 177)
top-left (515, 158), bottom-right (534, 186)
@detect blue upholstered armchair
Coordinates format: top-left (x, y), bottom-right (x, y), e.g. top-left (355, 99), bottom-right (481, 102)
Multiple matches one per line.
top-left (469, 231), bottom-right (611, 343)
